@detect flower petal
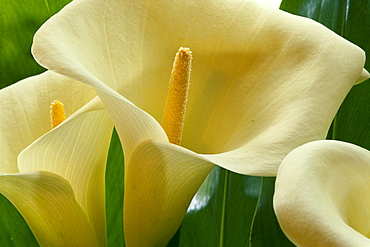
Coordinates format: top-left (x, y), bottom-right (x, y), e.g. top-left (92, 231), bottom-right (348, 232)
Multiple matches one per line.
top-left (0, 171), bottom-right (98, 246)
top-left (18, 104), bottom-right (113, 246)
top-left (0, 71), bottom-right (96, 173)
top-left (274, 140), bottom-right (370, 246)
top-left (124, 140), bottom-right (214, 246)
top-left (28, 1), bottom-right (369, 244)
top-left (357, 68), bottom-right (370, 84)
top-left (32, 0), bottom-right (368, 176)
top-left (255, 0), bottom-right (282, 8)
top-left (95, 89), bottom-right (168, 157)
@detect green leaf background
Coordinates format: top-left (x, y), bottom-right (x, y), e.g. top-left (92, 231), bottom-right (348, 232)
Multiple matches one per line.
top-left (1, 0), bottom-right (369, 246)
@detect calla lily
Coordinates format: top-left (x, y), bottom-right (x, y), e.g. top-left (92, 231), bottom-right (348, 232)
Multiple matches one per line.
top-left (273, 140), bottom-right (370, 247)
top-left (0, 71), bottom-right (113, 246)
top-left (30, 0), bottom-right (369, 245)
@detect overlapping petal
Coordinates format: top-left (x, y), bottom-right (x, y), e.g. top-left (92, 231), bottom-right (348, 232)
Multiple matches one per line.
top-left (1, 71), bottom-right (114, 246)
top-left (0, 71), bottom-right (96, 173)
top-left (30, 0), bottom-right (369, 245)
top-left (274, 140), bottom-right (370, 247)
top-left (0, 171), bottom-right (98, 246)
top-left (18, 105), bottom-right (113, 246)
top-left (32, 0), bottom-right (368, 175)
top-left (125, 140), bottom-right (214, 246)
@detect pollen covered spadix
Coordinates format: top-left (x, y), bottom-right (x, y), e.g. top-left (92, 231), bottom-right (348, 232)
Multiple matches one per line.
top-left (162, 47), bottom-right (192, 145)
top-left (50, 100), bottom-right (66, 128)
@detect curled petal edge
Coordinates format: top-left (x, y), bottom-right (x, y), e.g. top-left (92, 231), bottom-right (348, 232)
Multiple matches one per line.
top-left (274, 140), bottom-right (370, 247)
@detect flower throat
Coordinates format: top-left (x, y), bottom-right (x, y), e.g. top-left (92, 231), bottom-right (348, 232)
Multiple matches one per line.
top-left (49, 48), bottom-right (192, 139)
top-left (162, 47), bottom-right (192, 145)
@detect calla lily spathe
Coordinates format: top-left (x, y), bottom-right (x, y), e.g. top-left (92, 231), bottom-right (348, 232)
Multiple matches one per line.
top-left (0, 71), bottom-right (113, 246)
top-left (274, 140), bottom-right (370, 247)
top-left (31, 0), bottom-right (368, 245)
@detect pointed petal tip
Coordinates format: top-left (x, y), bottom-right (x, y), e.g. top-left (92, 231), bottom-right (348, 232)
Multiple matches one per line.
top-left (355, 68), bottom-right (370, 85)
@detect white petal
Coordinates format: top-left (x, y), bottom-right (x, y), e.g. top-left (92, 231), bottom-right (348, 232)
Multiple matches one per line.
top-left (254, 0), bottom-right (282, 9)
top-left (18, 104), bottom-right (113, 246)
top-left (274, 140), bottom-right (370, 246)
top-left (0, 171), bottom-right (98, 246)
top-left (32, 0), bottom-right (368, 176)
top-left (124, 140), bottom-right (214, 246)
top-left (0, 71), bottom-right (96, 173)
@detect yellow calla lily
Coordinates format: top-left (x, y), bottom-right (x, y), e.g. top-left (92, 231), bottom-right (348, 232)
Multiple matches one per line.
top-left (30, 0), bottom-right (368, 245)
top-left (0, 71), bottom-right (113, 246)
top-left (274, 140), bottom-right (370, 247)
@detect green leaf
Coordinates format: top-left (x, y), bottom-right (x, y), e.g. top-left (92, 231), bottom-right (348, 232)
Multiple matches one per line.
top-left (0, 194), bottom-right (38, 246)
top-left (249, 177), bottom-right (294, 247)
top-left (0, 0), bottom-right (72, 88)
top-left (180, 167), bottom-right (262, 246)
top-left (180, 167), bottom-right (228, 246)
top-left (223, 173), bottom-right (261, 246)
top-left (106, 129), bottom-right (125, 246)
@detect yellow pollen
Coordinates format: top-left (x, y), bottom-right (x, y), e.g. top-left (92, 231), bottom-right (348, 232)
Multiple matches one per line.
top-left (162, 47), bottom-right (193, 145)
top-left (50, 100), bottom-right (66, 129)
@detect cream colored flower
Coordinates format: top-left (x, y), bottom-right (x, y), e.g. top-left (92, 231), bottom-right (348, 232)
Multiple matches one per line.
top-left (31, 0), bottom-right (368, 245)
top-left (274, 140), bottom-right (370, 247)
top-left (0, 71), bottom-right (113, 246)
